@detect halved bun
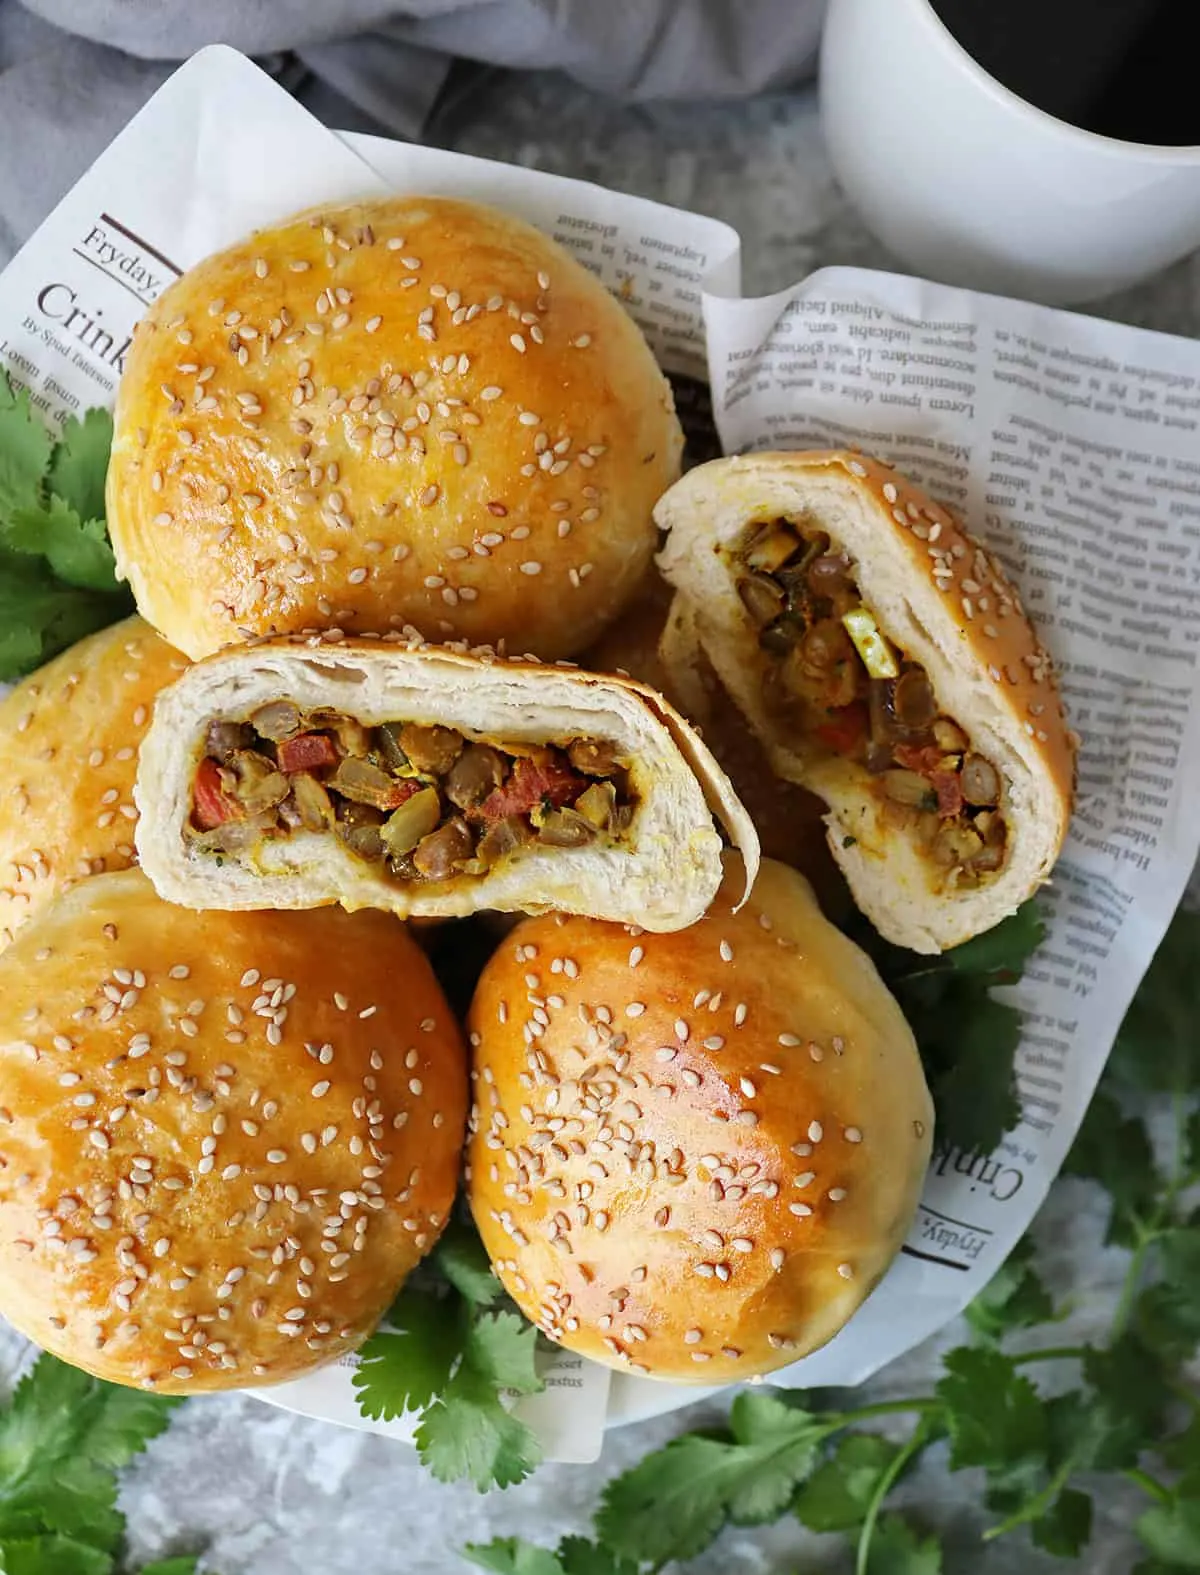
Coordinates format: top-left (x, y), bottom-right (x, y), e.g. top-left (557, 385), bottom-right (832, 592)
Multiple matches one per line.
top-left (134, 633), bottom-right (759, 932)
top-left (466, 855), bottom-right (933, 1383)
top-left (655, 450), bottom-right (1074, 952)
top-left (0, 869), bottom-right (467, 1393)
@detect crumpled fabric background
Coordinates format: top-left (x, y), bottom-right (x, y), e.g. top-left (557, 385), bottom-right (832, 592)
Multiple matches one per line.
top-left (0, 0), bottom-right (826, 264)
top-left (4, 13), bottom-right (1200, 1572)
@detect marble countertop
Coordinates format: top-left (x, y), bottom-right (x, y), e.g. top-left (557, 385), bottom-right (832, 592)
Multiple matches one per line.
top-left (4, 61), bottom-right (1199, 1575)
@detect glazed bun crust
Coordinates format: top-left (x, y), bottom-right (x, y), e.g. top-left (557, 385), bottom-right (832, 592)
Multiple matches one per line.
top-left (0, 870), bottom-right (467, 1393)
top-left (0, 617), bottom-right (188, 952)
top-left (467, 856), bottom-right (932, 1384)
top-left (107, 196), bottom-right (683, 662)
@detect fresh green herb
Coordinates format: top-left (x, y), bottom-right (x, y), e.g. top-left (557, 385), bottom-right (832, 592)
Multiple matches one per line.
top-left (456, 900), bottom-right (1200, 1574)
top-left (0, 1353), bottom-right (192, 1574)
top-left (863, 902), bottom-right (1045, 1153)
top-left (352, 1222), bottom-right (544, 1492)
top-left (0, 372), bottom-right (131, 680)
top-left (466, 1538), bottom-right (638, 1575)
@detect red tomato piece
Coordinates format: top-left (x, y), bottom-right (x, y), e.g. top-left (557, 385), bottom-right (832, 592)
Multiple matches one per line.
top-left (478, 754), bottom-right (584, 823)
top-left (814, 701), bottom-right (868, 755)
top-left (277, 732), bottom-right (338, 774)
top-left (193, 757), bottom-right (242, 829)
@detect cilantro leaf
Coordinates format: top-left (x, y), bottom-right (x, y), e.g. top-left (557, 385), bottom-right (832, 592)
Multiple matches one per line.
top-left (1136, 1228), bottom-right (1200, 1364)
top-left (1064, 1090), bottom-right (1160, 1247)
top-left (5, 500), bottom-right (120, 593)
top-left (594, 1435), bottom-right (731, 1564)
top-left (416, 1368), bottom-right (543, 1492)
top-left (936, 1346), bottom-right (1046, 1496)
top-left (794, 1432), bottom-right (903, 1532)
top-left (914, 986), bottom-right (1022, 1153)
top-left (464, 1539), bottom-right (636, 1575)
top-left (47, 409), bottom-right (113, 526)
top-left (1108, 909), bottom-right (1200, 1096)
top-left (352, 1289), bottom-right (463, 1421)
top-left (1137, 1497), bottom-right (1200, 1568)
top-left (1031, 1487), bottom-right (1092, 1558)
top-left (0, 371), bottom-right (130, 679)
top-left (1074, 1334), bottom-right (1169, 1471)
top-left (596, 1390), bottom-right (828, 1564)
top-left (0, 551), bottom-right (128, 681)
top-left (965, 1235), bottom-right (1057, 1342)
top-left (464, 1541), bottom-right (566, 1575)
top-left (463, 1311), bottom-right (542, 1397)
top-left (0, 1358), bottom-right (181, 1564)
top-left (555, 1536), bottom-right (640, 1575)
top-left (0, 1535), bottom-right (113, 1575)
top-left (948, 905), bottom-right (1046, 981)
top-left (434, 1219), bottom-right (502, 1307)
top-left (0, 375), bottom-right (53, 519)
top-left (865, 1514), bottom-right (942, 1575)
top-left (863, 902), bottom-right (1043, 1154)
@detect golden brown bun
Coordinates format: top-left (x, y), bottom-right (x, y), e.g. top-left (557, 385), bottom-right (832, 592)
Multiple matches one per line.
top-left (656, 451), bottom-right (1075, 952)
top-left (107, 196), bottom-right (683, 662)
top-left (0, 869), bottom-right (467, 1393)
top-left (0, 618), bottom-right (188, 953)
top-left (466, 855), bottom-right (932, 1383)
top-left (585, 581), bottom-right (840, 904)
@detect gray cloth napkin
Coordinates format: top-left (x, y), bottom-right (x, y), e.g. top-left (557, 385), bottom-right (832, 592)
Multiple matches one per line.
top-left (0, 0), bottom-right (825, 266)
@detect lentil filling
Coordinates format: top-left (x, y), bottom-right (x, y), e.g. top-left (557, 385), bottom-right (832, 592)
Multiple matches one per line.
top-left (733, 517), bottom-right (1007, 886)
top-left (188, 707), bottom-right (638, 883)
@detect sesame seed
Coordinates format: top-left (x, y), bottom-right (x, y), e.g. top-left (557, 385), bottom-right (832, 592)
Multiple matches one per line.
top-left (837, 1263), bottom-right (855, 1279)
top-left (808, 1121), bottom-right (824, 1143)
top-left (510, 333), bottom-right (527, 353)
top-left (844, 1126), bottom-right (863, 1144)
top-left (828, 1188), bottom-right (847, 1202)
top-left (739, 1077), bottom-right (757, 1099)
top-left (789, 1202), bottom-right (813, 1217)
top-left (794, 1171), bottom-right (816, 1188)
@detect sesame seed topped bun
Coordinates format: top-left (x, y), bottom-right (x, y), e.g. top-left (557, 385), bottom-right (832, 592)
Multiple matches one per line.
top-left (466, 855), bottom-right (932, 1384)
top-left (655, 451), bottom-right (1075, 953)
top-left (0, 869), bottom-right (467, 1394)
top-left (107, 196), bottom-right (683, 663)
top-left (0, 617), bottom-right (189, 953)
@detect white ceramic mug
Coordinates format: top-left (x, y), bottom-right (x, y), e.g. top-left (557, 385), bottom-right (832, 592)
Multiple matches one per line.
top-left (818, 0), bottom-right (1200, 305)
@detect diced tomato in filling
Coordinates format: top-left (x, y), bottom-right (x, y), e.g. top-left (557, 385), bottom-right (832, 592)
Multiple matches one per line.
top-left (478, 755), bottom-right (585, 823)
top-left (814, 701), bottom-right (868, 756)
top-left (192, 757), bottom-right (242, 829)
top-left (277, 732), bottom-right (338, 773)
top-left (894, 744), bottom-right (965, 819)
top-left (381, 778), bottom-right (425, 811)
top-left (929, 772), bottom-right (964, 819)
top-left (892, 744), bottom-right (941, 775)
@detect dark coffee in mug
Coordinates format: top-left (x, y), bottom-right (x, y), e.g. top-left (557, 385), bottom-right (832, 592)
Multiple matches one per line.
top-left (929, 0), bottom-right (1199, 146)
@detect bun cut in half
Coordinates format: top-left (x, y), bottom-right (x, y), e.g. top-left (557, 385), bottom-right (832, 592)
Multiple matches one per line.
top-left (0, 870), bottom-right (467, 1393)
top-left (134, 635), bottom-right (759, 933)
top-left (0, 617), bottom-right (188, 953)
top-left (106, 195), bottom-right (682, 663)
top-left (656, 451), bottom-right (1075, 953)
top-left (467, 856), bottom-right (933, 1384)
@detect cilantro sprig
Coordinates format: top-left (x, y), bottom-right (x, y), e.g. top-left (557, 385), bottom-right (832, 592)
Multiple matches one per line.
top-left (352, 1218), bottom-right (545, 1491)
top-left (466, 901), bottom-right (1200, 1574)
top-left (0, 371), bottom-right (131, 680)
top-left (0, 1354), bottom-right (196, 1574)
top-left (865, 902), bottom-right (1046, 1153)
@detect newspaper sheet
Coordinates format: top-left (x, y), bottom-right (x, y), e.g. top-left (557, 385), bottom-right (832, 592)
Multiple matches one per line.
top-left (2, 46), bottom-right (1199, 1459)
